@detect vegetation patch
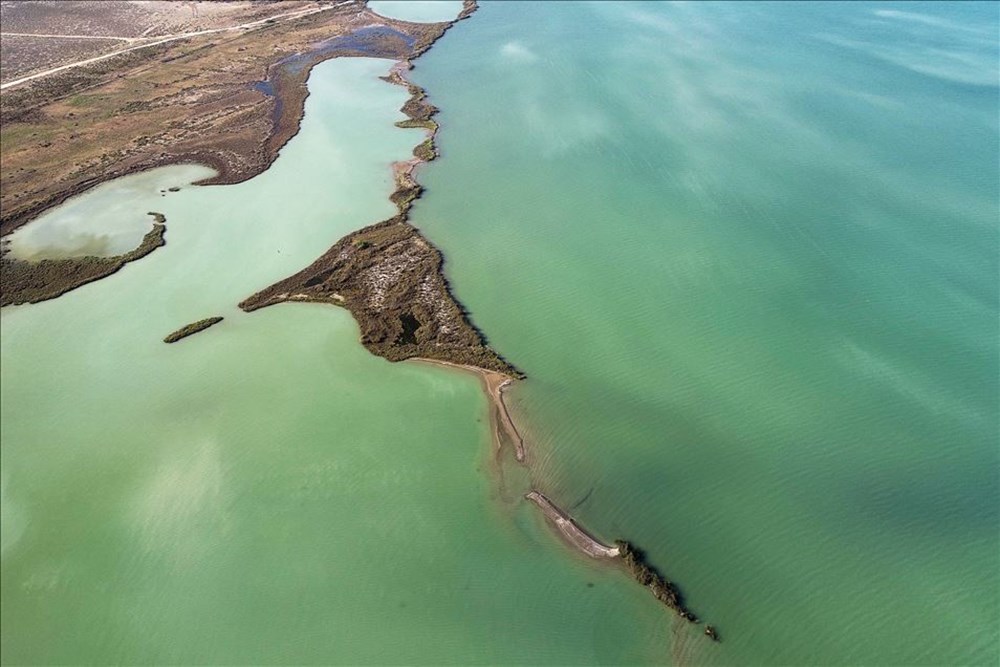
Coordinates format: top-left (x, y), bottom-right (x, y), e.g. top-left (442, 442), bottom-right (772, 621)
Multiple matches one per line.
top-left (412, 138), bottom-right (436, 162)
top-left (163, 316), bottom-right (224, 343)
top-left (615, 539), bottom-right (718, 640)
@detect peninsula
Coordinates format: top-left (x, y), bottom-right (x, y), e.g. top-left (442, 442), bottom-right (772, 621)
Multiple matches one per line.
top-left (0, 0), bottom-right (474, 305)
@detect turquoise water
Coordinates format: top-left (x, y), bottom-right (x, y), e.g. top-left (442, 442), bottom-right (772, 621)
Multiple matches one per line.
top-left (368, 1), bottom-right (463, 24)
top-left (2, 2), bottom-right (998, 665)
top-left (0, 57), bottom-right (665, 665)
top-left (409, 1), bottom-right (999, 664)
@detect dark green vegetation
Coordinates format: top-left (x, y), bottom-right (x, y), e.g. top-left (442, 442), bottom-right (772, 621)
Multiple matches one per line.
top-left (163, 316), bottom-right (224, 343)
top-left (0, 213), bottom-right (166, 307)
top-left (615, 540), bottom-right (717, 638)
top-left (412, 137), bottom-right (437, 162)
top-left (383, 67), bottom-right (439, 133)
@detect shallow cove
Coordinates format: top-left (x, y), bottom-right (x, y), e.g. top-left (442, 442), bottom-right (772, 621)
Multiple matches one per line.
top-left (0, 56), bottom-right (667, 665)
top-left (4, 165), bottom-right (215, 260)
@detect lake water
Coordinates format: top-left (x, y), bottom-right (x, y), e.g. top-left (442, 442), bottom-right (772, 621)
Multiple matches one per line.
top-left (409, 1), bottom-right (998, 664)
top-left (2, 2), bottom-right (997, 665)
top-left (4, 165), bottom-right (215, 260)
top-left (368, 1), bottom-right (463, 24)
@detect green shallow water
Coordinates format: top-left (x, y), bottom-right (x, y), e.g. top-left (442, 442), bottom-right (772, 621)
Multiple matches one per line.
top-left (3, 2), bottom-right (999, 665)
top-left (4, 165), bottom-right (217, 260)
top-left (1, 57), bottom-right (666, 665)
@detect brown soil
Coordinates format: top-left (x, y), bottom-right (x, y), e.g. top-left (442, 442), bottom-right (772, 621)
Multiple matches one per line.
top-left (1, 35), bottom-right (129, 83)
top-left (0, 1), bottom-right (297, 42)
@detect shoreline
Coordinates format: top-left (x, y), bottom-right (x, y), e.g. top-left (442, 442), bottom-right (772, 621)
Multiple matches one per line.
top-left (525, 491), bottom-right (621, 559)
top-left (237, 4), bottom-right (719, 640)
top-left (238, 2), bottom-right (524, 379)
top-left (409, 357), bottom-right (525, 462)
top-left (0, 212), bottom-right (168, 307)
top-left (1, 0), bottom-right (721, 647)
top-left (0, 1), bottom-right (467, 238)
top-left (0, 2), bottom-right (474, 307)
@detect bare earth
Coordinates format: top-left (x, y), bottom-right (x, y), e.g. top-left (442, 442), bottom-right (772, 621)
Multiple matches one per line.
top-left (0, 0), bottom-right (321, 84)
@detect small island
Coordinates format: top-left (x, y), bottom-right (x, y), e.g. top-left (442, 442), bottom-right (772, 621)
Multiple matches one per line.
top-left (163, 316), bottom-right (224, 344)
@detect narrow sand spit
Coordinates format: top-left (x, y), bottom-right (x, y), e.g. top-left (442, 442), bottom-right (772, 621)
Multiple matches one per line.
top-left (410, 358), bottom-right (525, 462)
top-left (525, 491), bottom-right (621, 559)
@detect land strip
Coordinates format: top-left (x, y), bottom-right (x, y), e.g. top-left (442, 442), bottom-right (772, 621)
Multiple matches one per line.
top-left (0, 1), bottom-right (466, 306)
top-left (411, 358), bottom-right (526, 462)
top-left (237, 1), bottom-right (521, 378)
top-left (526, 490), bottom-right (719, 640)
top-left (1, 0), bottom-right (721, 644)
top-left (163, 316), bottom-right (224, 343)
top-left (526, 491), bottom-right (621, 559)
